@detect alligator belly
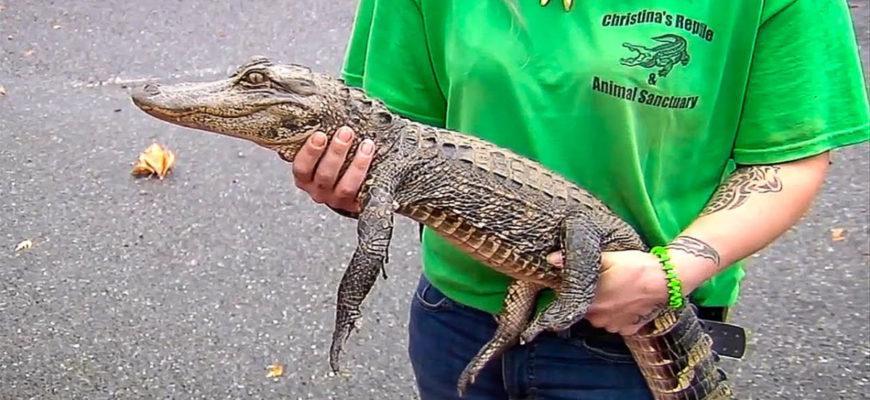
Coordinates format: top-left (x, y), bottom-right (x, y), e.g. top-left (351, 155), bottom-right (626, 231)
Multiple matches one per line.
top-left (400, 204), bottom-right (561, 288)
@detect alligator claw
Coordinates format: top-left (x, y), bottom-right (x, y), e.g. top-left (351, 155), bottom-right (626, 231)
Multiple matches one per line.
top-left (519, 296), bottom-right (585, 344)
top-left (520, 218), bottom-right (600, 343)
top-left (457, 280), bottom-right (540, 396)
top-left (328, 249), bottom-right (387, 372)
top-left (328, 319), bottom-right (356, 372)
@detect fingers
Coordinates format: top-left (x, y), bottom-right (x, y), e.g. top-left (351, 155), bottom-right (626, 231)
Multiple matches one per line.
top-left (585, 305), bottom-right (657, 336)
top-left (288, 126), bottom-right (376, 214)
top-left (292, 131), bottom-right (328, 186)
top-left (329, 139), bottom-right (375, 212)
top-left (619, 325), bottom-right (642, 336)
top-left (546, 251), bottom-right (564, 267)
top-left (301, 127), bottom-right (352, 204)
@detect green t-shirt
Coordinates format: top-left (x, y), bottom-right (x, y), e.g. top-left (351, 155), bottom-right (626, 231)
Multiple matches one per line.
top-left (342, 0), bottom-right (870, 314)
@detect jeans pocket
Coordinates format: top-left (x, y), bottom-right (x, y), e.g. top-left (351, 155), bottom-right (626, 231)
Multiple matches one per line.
top-left (579, 336), bottom-right (637, 364)
top-left (413, 278), bottom-right (453, 312)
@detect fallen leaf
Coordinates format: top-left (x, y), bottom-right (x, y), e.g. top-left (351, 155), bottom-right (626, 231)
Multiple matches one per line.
top-left (23, 49), bottom-right (35, 57)
top-left (0, 85), bottom-right (6, 96)
top-left (15, 239), bottom-right (33, 252)
top-left (830, 228), bottom-right (846, 241)
top-left (265, 362), bottom-right (284, 378)
top-left (52, 24), bottom-right (61, 30)
top-left (131, 143), bottom-right (176, 179)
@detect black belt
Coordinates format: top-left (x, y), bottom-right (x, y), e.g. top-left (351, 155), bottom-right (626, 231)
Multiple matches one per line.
top-left (563, 306), bottom-right (746, 359)
top-left (696, 310), bottom-right (747, 359)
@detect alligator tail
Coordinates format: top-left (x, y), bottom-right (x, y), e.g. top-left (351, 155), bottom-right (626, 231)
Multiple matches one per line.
top-left (625, 307), bottom-right (735, 400)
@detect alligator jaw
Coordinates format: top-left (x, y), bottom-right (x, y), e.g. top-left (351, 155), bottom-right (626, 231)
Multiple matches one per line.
top-left (130, 81), bottom-right (304, 149)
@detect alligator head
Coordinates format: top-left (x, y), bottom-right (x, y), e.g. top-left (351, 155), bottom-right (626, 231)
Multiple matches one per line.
top-left (131, 56), bottom-right (385, 161)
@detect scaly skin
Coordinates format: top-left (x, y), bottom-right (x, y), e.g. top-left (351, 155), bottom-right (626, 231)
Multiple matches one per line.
top-left (131, 56), bottom-right (733, 399)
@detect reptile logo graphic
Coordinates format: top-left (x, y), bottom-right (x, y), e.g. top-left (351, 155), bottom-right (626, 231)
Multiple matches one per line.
top-left (620, 34), bottom-right (690, 84)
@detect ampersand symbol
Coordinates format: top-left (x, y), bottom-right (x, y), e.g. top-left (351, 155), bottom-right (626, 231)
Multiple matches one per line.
top-left (648, 73), bottom-right (658, 85)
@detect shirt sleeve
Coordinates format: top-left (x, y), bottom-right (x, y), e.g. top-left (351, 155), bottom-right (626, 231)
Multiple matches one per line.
top-left (341, 0), bottom-right (447, 127)
top-left (732, 0), bottom-right (870, 165)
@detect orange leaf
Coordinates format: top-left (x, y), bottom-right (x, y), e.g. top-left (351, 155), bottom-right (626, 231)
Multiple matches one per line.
top-left (265, 362), bottom-right (284, 378)
top-left (830, 228), bottom-right (846, 241)
top-left (131, 143), bottom-right (176, 179)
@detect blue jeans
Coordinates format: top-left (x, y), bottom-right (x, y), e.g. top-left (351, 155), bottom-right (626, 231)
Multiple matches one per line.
top-left (408, 275), bottom-right (654, 400)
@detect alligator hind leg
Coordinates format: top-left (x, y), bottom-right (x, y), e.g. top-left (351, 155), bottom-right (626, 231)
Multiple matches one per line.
top-left (519, 218), bottom-right (601, 344)
top-left (328, 184), bottom-right (396, 372)
top-left (457, 279), bottom-right (542, 397)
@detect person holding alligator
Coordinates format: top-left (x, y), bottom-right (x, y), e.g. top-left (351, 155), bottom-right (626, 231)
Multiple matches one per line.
top-left (290, 0), bottom-right (869, 399)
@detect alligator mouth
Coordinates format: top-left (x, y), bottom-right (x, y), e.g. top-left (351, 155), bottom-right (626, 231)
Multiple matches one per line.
top-left (131, 84), bottom-right (308, 148)
top-left (213, 125), bottom-right (307, 149)
top-left (132, 97), bottom-right (274, 120)
top-left (136, 106), bottom-right (305, 148)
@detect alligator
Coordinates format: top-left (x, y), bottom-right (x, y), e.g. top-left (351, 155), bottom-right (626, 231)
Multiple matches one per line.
top-left (130, 56), bottom-right (737, 399)
top-left (621, 34), bottom-right (691, 77)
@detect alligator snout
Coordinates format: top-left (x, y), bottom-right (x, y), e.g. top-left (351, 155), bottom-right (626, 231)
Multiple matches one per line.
top-left (142, 83), bottom-right (161, 96)
top-left (130, 83), bottom-right (162, 111)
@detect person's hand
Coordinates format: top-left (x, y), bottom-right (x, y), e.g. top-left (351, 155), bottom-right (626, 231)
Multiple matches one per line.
top-left (291, 126), bottom-right (376, 213)
top-left (547, 250), bottom-right (672, 336)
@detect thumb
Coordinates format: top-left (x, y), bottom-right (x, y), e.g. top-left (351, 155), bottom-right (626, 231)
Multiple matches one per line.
top-left (546, 251), bottom-right (564, 267)
top-left (599, 251), bottom-right (617, 272)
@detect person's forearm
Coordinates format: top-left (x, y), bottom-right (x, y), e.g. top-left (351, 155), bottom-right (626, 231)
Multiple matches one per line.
top-left (667, 152), bottom-right (831, 294)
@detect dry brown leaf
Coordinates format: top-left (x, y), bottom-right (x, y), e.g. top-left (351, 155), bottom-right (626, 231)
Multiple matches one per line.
top-left (831, 228), bottom-right (846, 241)
top-left (131, 143), bottom-right (176, 179)
top-left (15, 239), bottom-right (33, 252)
top-left (265, 362), bottom-right (284, 378)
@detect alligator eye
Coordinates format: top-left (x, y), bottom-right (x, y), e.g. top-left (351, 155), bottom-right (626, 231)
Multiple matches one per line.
top-left (243, 71), bottom-right (267, 85)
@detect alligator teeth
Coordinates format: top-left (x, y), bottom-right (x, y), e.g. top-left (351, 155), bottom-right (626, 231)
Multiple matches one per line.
top-left (540, 0), bottom-right (550, 5)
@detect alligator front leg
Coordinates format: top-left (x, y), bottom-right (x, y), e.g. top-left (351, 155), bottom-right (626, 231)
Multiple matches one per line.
top-left (520, 217), bottom-right (601, 344)
top-left (456, 279), bottom-right (543, 397)
top-left (328, 183), bottom-right (396, 372)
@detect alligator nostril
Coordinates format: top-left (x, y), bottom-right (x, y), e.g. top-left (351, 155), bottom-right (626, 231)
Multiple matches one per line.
top-left (143, 83), bottom-right (161, 96)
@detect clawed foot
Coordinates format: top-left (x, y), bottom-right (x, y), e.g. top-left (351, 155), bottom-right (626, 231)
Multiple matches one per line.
top-left (457, 280), bottom-right (541, 397)
top-left (456, 365), bottom-right (477, 398)
top-left (328, 310), bottom-right (361, 372)
top-left (519, 297), bottom-right (588, 344)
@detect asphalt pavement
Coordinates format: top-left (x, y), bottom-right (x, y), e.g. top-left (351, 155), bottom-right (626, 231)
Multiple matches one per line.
top-left (1, 1), bottom-right (868, 399)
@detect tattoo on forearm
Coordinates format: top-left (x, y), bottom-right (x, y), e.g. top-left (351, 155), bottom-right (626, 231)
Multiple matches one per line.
top-left (668, 235), bottom-right (721, 266)
top-left (700, 165), bottom-right (782, 216)
top-left (633, 302), bottom-right (666, 325)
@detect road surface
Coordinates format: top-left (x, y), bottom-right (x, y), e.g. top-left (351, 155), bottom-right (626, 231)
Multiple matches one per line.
top-left (1, 1), bottom-right (868, 399)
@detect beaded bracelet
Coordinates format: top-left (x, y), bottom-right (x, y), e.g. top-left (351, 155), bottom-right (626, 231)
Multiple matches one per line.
top-left (650, 246), bottom-right (686, 310)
